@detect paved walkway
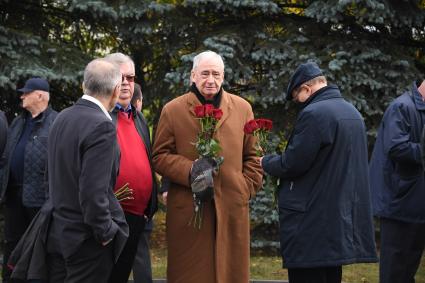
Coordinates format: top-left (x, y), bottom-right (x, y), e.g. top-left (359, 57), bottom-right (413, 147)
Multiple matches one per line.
top-left (131, 280), bottom-right (288, 283)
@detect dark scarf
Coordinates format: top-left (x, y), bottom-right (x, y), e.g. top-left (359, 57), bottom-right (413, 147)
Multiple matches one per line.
top-left (190, 83), bottom-right (222, 108)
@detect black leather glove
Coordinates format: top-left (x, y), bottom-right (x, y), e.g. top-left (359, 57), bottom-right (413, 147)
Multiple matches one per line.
top-left (190, 157), bottom-right (217, 202)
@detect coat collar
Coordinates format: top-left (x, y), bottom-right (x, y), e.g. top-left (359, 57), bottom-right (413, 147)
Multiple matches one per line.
top-left (299, 85), bottom-right (342, 109)
top-left (410, 81), bottom-right (425, 111)
top-left (186, 90), bottom-right (232, 129)
top-left (22, 106), bottom-right (53, 124)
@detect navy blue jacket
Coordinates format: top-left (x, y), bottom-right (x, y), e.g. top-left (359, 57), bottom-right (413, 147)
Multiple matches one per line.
top-left (0, 107), bottom-right (57, 207)
top-left (0, 111), bottom-right (7, 157)
top-left (262, 85), bottom-right (377, 268)
top-left (369, 81), bottom-right (425, 223)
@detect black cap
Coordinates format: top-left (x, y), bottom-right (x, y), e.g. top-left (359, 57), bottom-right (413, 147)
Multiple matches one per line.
top-left (17, 78), bottom-right (49, 93)
top-left (286, 62), bottom-right (323, 100)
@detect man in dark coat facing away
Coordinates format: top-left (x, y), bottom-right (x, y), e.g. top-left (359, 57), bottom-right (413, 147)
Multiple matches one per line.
top-left (261, 62), bottom-right (377, 283)
top-left (46, 58), bottom-right (128, 283)
top-left (370, 79), bottom-right (425, 283)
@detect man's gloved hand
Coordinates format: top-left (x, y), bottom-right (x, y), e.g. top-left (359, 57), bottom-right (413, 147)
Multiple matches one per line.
top-left (190, 157), bottom-right (217, 202)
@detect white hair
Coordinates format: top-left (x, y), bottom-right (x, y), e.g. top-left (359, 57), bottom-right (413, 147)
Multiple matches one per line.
top-left (39, 90), bottom-right (50, 102)
top-left (192, 50), bottom-right (224, 71)
top-left (104, 52), bottom-right (135, 72)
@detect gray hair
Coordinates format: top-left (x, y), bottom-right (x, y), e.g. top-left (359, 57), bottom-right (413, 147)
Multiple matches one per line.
top-left (39, 90), bottom-right (50, 102)
top-left (304, 75), bottom-right (327, 86)
top-left (104, 52), bottom-right (135, 72)
top-left (192, 50), bottom-right (224, 71)
top-left (83, 58), bottom-right (121, 98)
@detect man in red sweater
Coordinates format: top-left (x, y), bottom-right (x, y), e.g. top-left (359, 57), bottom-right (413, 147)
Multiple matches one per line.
top-left (104, 53), bottom-right (157, 283)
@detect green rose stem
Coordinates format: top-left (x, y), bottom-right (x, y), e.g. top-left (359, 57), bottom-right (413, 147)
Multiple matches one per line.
top-left (114, 182), bottom-right (134, 202)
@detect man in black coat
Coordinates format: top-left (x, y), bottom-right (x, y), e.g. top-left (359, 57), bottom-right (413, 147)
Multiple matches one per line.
top-left (0, 110), bottom-right (7, 157)
top-left (46, 58), bottom-right (128, 283)
top-left (370, 79), bottom-right (425, 283)
top-left (261, 62), bottom-right (377, 283)
top-left (0, 77), bottom-right (58, 282)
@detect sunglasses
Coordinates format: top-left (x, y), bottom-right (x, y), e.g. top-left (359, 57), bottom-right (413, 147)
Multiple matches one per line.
top-left (122, 74), bottom-right (136, 83)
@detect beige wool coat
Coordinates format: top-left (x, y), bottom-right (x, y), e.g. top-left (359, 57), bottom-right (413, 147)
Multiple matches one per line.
top-left (152, 90), bottom-right (263, 283)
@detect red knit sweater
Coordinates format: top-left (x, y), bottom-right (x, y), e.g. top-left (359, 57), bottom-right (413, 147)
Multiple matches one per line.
top-left (114, 112), bottom-right (153, 216)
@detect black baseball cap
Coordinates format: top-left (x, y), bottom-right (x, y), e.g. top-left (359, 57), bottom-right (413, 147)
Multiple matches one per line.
top-left (17, 78), bottom-right (50, 93)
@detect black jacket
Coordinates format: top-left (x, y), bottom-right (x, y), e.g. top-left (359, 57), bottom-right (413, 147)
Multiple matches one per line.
top-left (47, 99), bottom-right (128, 260)
top-left (0, 111), bottom-right (7, 157)
top-left (262, 85), bottom-right (377, 268)
top-left (8, 201), bottom-right (53, 280)
top-left (110, 107), bottom-right (158, 220)
top-left (0, 107), bottom-right (57, 207)
top-left (370, 81), bottom-right (425, 223)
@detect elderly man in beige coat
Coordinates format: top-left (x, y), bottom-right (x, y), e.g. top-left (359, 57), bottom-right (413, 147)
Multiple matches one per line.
top-left (153, 50), bottom-right (262, 283)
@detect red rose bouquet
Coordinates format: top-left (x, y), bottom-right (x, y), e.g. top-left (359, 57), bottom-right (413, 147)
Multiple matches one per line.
top-left (193, 104), bottom-right (223, 159)
top-left (244, 118), bottom-right (278, 202)
top-left (190, 104), bottom-right (224, 229)
top-left (244, 118), bottom-right (273, 156)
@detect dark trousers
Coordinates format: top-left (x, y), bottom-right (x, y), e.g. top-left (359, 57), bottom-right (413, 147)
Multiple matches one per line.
top-left (2, 187), bottom-right (40, 283)
top-left (288, 266), bottom-right (342, 283)
top-left (47, 237), bottom-right (114, 283)
top-left (108, 212), bottom-right (145, 283)
top-left (132, 229), bottom-right (153, 283)
top-left (379, 218), bottom-right (425, 283)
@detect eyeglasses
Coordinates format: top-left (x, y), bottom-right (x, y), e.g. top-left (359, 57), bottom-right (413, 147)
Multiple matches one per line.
top-left (122, 74), bottom-right (136, 83)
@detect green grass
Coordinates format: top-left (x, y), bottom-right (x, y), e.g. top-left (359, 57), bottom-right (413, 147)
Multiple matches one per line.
top-left (151, 211), bottom-right (425, 282)
top-left (152, 250), bottom-right (425, 282)
top-left (151, 247), bottom-right (167, 279)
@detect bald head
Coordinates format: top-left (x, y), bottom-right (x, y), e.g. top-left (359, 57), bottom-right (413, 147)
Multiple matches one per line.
top-left (83, 58), bottom-right (121, 98)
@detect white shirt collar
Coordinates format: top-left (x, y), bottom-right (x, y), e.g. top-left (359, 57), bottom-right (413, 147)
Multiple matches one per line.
top-left (82, 94), bottom-right (112, 121)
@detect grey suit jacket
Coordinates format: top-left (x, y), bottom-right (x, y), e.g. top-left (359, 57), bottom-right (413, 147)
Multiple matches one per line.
top-left (47, 98), bottom-right (128, 260)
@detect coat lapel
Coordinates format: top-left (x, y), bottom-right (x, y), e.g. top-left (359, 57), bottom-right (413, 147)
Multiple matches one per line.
top-left (187, 92), bottom-right (200, 117)
top-left (216, 91), bottom-right (231, 130)
top-left (134, 114), bottom-right (151, 153)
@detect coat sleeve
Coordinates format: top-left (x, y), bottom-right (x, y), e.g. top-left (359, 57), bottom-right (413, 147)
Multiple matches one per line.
top-left (383, 103), bottom-right (422, 165)
top-left (0, 112), bottom-right (8, 189)
top-left (262, 110), bottom-right (322, 179)
top-left (79, 121), bottom-right (118, 244)
top-left (0, 111), bottom-right (7, 157)
top-left (421, 127), bottom-right (425, 167)
top-left (242, 107), bottom-right (263, 198)
top-left (152, 105), bottom-right (193, 187)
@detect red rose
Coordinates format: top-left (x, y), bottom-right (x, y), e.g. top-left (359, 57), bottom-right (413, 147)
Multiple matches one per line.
top-left (244, 119), bottom-right (258, 134)
top-left (212, 109), bottom-right (223, 120)
top-left (263, 119), bottom-right (273, 130)
top-left (256, 119), bottom-right (265, 129)
top-left (194, 105), bottom-right (205, 118)
top-left (204, 104), bottom-right (214, 116)
top-left (256, 118), bottom-right (273, 131)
